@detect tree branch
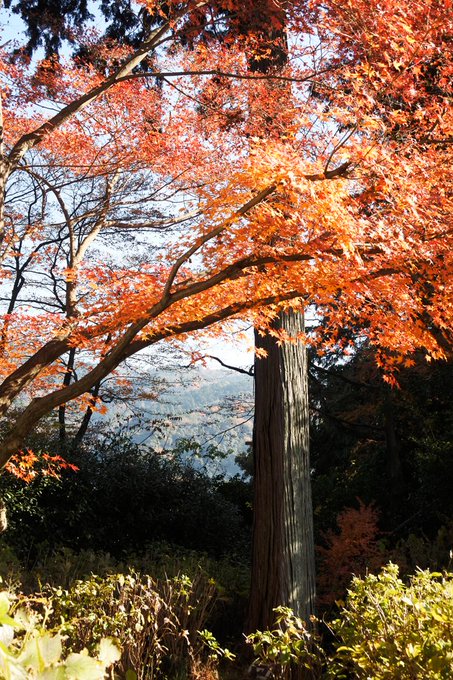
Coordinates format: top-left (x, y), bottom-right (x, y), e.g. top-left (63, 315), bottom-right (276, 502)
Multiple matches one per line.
top-left (5, 15), bottom-right (180, 173)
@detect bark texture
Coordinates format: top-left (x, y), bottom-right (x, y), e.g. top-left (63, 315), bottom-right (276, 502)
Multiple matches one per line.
top-left (248, 310), bottom-right (316, 633)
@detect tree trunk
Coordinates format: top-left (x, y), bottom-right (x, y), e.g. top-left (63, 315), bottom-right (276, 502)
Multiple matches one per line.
top-left (59, 347), bottom-right (76, 444)
top-left (383, 389), bottom-right (405, 497)
top-left (0, 88), bottom-right (6, 250)
top-left (243, 2), bottom-right (316, 642)
top-left (71, 379), bottom-right (101, 450)
top-left (248, 310), bottom-right (316, 635)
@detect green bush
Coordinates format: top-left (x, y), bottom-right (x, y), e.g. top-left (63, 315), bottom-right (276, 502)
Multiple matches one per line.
top-left (330, 563), bottom-right (453, 679)
top-left (0, 435), bottom-right (249, 562)
top-left (0, 589), bottom-right (120, 679)
top-left (0, 566), bottom-right (234, 679)
top-left (0, 541), bottom-right (250, 646)
top-left (246, 606), bottom-right (325, 680)
top-left (36, 570), bottom-right (228, 679)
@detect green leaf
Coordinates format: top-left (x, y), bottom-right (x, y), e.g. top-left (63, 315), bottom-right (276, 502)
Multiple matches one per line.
top-left (39, 634), bottom-right (63, 667)
top-left (125, 670), bottom-right (138, 680)
top-left (97, 638), bottom-right (121, 666)
top-left (0, 592), bottom-right (10, 619)
top-left (38, 667), bottom-right (66, 680)
top-left (18, 638), bottom-right (41, 671)
top-left (405, 643), bottom-right (421, 658)
top-left (0, 594), bottom-right (17, 629)
top-left (64, 651), bottom-right (104, 680)
top-left (20, 633), bottom-right (63, 672)
top-left (0, 646), bottom-right (28, 680)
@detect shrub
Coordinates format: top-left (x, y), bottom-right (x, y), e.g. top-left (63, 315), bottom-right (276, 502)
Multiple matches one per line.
top-left (0, 588), bottom-right (120, 679)
top-left (330, 563), bottom-right (453, 679)
top-left (0, 435), bottom-right (249, 562)
top-left (246, 607), bottom-right (325, 680)
top-left (390, 522), bottom-right (453, 574)
top-left (317, 500), bottom-right (385, 606)
top-left (37, 570), bottom-right (230, 679)
top-left (0, 540), bottom-right (250, 646)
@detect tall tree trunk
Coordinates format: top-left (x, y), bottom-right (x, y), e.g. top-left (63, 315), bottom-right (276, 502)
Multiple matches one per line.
top-left (383, 389), bottom-right (405, 497)
top-left (0, 83), bottom-right (6, 251)
top-left (248, 310), bottom-right (316, 633)
top-left (243, 0), bottom-right (317, 648)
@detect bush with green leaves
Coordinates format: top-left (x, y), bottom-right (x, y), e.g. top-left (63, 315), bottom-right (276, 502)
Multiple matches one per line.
top-left (36, 570), bottom-right (230, 679)
top-left (0, 540), bottom-right (251, 648)
top-left (0, 589), bottom-right (120, 679)
top-left (330, 563), bottom-right (453, 679)
top-left (0, 434), bottom-right (249, 563)
top-left (246, 606), bottom-right (325, 680)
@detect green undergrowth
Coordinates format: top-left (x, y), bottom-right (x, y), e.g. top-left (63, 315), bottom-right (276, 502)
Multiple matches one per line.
top-left (0, 570), bottom-right (235, 679)
top-left (0, 540), bottom-right (250, 658)
top-left (0, 588), bottom-right (119, 679)
top-left (328, 563), bottom-right (453, 679)
top-left (0, 539), bottom-right (249, 598)
top-left (0, 558), bottom-right (451, 679)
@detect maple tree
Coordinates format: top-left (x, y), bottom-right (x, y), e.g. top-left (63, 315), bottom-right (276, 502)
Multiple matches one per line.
top-left (317, 501), bottom-right (385, 607)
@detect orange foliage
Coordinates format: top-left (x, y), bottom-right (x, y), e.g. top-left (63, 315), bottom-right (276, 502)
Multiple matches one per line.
top-left (0, 0), bottom-right (451, 464)
top-left (317, 501), bottom-right (386, 606)
top-left (6, 450), bottom-right (79, 482)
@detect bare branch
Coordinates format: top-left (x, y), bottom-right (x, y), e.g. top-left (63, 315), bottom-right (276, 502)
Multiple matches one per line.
top-left (203, 355), bottom-right (254, 376)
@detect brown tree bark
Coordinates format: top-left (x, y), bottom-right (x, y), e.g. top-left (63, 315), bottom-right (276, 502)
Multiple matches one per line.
top-left (244, 1), bottom-right (316, 647)
top-left (248, 310), bottom-right (316, 634)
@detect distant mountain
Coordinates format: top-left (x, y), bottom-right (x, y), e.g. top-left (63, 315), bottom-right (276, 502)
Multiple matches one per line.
top-left (107, 367), bottom-right (253, 476)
